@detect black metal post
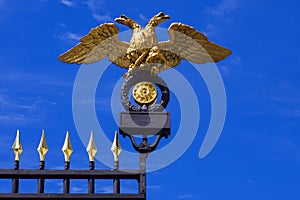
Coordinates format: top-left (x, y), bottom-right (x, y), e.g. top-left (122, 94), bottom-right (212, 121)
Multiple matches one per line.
top-left (88, 161), bottom-right (95, 194)
top-left (63, 161), bottom-right (70, 193)
top-left (139, 153), bottom-right (148, 195)
top-left (113, 161), bottom-right (120, 194)
top-left (12, 160), bottom-right (19, 193)
top-left (38, 161), bottom-right (45, 193)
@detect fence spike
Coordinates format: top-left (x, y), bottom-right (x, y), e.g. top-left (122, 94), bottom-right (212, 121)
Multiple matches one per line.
top-left (61, 131), bottom-right (73, 162)
top-left (12, 130), bottom-right (23, 161)
top-left (86, 131), bottom-right (97, 162)
top-left (111, 130), bottom-right (122, 162)
top-left (37, 129), bottom-right (48, 161)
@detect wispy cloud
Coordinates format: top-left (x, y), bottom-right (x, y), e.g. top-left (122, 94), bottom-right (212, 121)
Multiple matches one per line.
top-left (60, 0), bottom-right (75, 7)
top-left (139, 14), bottom-right (148, 22)
top-left (272, 96), bottom-right (300, 118)
top-left (57, 22), bottom-right (67, 27)
top-left (0, 0), bottom-right (6, 10)
top-left (83, 0), bottom-right (112, 22)
top-left (56, 31), bottom-right (82, 41)
top-left (220, 65), bottom-right (230, 76)
top-left (96, 185), bottom-right (112, 193)
top-left (84, 0), bottom-right (100, 10)
top-left (0, 114), bottom-right (33, 123)
top-left (206, 0), bottom-right (239, 16)
top-left (202, 24), bottom-right (218, 37)
top-left (0, 91), bottom-right (56, 124)
top-left (178, 194), bottom-right (196, 199)
top-left (71, 186), bottom-right (85, 193)
top-left (92, 13), bottom-right (112, 22)
top-left (0, 94), bottom-right (37, 111)
top-left (218, 55), bottom-right (241, 76)
top-left (148, 185), bottom-right (162, 191)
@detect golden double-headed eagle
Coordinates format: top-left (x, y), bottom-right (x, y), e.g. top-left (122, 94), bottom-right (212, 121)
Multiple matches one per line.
top-left (58, 12), bottom-right (231, 77)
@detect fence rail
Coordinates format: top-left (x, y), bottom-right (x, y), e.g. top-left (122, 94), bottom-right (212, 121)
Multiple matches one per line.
top-left (0, 194), bottom-right (145, 200)
top-left (0, 130), bottom-right (147, 199)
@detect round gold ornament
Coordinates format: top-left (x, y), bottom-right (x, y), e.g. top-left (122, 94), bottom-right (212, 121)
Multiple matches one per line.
top-left (132, 82), bottom-right (157, 106)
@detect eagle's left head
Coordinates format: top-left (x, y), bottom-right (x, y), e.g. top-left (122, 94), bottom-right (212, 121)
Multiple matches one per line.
top-left (115, 14), bottom-right (141, 29)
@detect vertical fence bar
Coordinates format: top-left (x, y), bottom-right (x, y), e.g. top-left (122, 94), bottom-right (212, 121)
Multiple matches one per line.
top-left (111, 130), bottom-right (122, 194)
top-left (63, 161), bottom-right (70, 193)
top-left (12, 160), bottom-right (19, 193)
top-left (12, 130), bottom-right (22, 194)
top-left (38, 161), bottom-right (45, 193)
top-left (113, 160), bottom-right (120, 194)
top-left (37, 130), bottom-right (48, 194)
top-left (139, 153), bottom-right (148, 195)
top-left (62, 131), bottom-right (72, 194)
top-left (88, 161), bottom-right (95, 193)
top-left (86, 131), bottom-right (97, 194)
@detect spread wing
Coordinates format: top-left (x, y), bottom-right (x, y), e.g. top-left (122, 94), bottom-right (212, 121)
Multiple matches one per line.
top-left (159, 23), bottom-right (231, 67)
top-left (58, 23), bottom-right (131, 68)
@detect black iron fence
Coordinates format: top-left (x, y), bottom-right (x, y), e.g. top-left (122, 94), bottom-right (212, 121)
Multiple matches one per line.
top-left (0, 168), bottom-right (145, 199)
top-left (0, 130), bottom-right (146, 200)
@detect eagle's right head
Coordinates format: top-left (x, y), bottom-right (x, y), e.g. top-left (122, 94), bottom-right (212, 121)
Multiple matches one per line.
top-left (115, 14), bottom-right (141, 29)
top-left (146, 12), bottom-right (170, 28)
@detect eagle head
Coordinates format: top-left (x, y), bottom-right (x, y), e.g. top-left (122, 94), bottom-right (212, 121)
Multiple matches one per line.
top-left (147, 12), bottom-right (170, 27)
top-left (115, 14), bottom-right (141, 29)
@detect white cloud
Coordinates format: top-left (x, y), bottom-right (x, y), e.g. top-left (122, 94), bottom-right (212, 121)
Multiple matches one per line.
top-left (0, 94), bottom-right (36, 111)
top-left (0, 0), bottom-right (5, 9)
top-left (61, 0), bottom-right (75, 7)
top-left (96, 185), bottom-right (112, 193)
top-left (57, 22), bottom-right (67, 27)
top-left (71, 186), bottom-right (84, 192)
top-left (139, 14), bottom-right (148, 22)
top-left (83, 0), bottom-right (112, 22)
top-left (93, 13), bottom-right (112, 22)
top-left (84, 0), bottom-right (95, 10)
top-left (121, 186), bottom-right (137, 194)
top-left (0, 114), bottom-right (27, 123)
top-left (84, 0), bottom-right (103, 11)
top-left (178, 194), bottom-right (196, 199)
top-left (56, 31), bottom-right (82, 41)
top-left (219, 56), bottom-right (242, 77)
top-left (292, 109), bottom-right (300, 117)
top-left (220, 65), bottom-right (230, 76)
top-left (206, 0), bottom-right (239, 16)
top-left (0, 91), bottom-right (56, 124)
top-left (148, 185), bottom-right (162, 190)
top-left (202, 24), bottom-right (218, 37)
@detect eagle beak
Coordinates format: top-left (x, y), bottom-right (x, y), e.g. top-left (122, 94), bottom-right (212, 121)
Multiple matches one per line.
top-left (115, 14), bottom-right (129, 24)
top-left (156, 12), bottom-right (170, 20)
top-left (163, 15), bottom-right (170, 20)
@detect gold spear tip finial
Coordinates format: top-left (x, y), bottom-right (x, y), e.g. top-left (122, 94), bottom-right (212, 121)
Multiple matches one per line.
top-left (37, 129), bottom-right (48, 161)
top-left (111, 130), bottom-right (122, 162)
top-left (62, 131), bottom-right (73, 162)
top-left (12, 130), bottom-right (23, 161)
top-left (86, 131), bottom-right (97, 162)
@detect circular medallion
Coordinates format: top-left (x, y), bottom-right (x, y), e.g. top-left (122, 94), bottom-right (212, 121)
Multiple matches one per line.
top-left (132, 81), bottom-right (157, 106)
top-left (121, 70), bottom-right (170, 112)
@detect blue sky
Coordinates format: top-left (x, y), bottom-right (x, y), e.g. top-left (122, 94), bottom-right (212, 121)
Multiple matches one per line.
top-left (0, 0), bottom-right (300, 199)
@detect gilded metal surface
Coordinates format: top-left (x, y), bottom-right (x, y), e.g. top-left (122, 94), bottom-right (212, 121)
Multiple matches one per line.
top-left (132, 81), bottom-right (157, 106)
top-left (58, 12), bottom-right (231, 78)
top-left (86, 131), bottom-right (97, 162)
top-left (111, 131), bottom-right (122, 162)
top-left (61, 131), bottom-right (73, 162)
top-left (37, 130), bottom-right (48, 161)
top-left (12, 130), bottom-right (23, 161)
